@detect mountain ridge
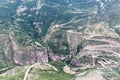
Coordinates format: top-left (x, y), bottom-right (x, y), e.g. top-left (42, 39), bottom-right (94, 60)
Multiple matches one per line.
top-left (0, 0), bottom-right (120, 80)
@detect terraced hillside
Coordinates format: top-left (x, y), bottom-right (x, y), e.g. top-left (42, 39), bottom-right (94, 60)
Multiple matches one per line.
top-left (0, 0), bottom-right (120, 80)
top-left (70, 22), bottom-right (120, 80)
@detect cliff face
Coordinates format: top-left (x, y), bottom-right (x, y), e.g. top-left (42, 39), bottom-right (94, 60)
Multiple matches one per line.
top-left (0, 31), bottom-right (48, 66)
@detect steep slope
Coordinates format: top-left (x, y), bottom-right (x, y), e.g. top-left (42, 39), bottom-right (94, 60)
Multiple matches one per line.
top-left (0, 0), bottom-right (120, 80)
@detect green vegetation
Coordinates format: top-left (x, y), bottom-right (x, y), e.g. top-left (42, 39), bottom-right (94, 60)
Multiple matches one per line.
top-left (0, 74), bottom-right (24, 80)
top-left (30, 71), bottom-right (74, 80)
top-left (0, 37), bottom-right (15, 69)
top-left (102, 68), bottom-right (120, 80)
top-left (28, 62), bottom-right (75, 80)
top-left (47, 30), bottom-right (70, 55)
top-left (47, 41), bottom-right (70, 55)
top-left (77, 67), bottom-right (96, 74)
top-left (13, 28), bottom-right (33, 47)
top-left (0, 66), bottom-right (25, 80)
top-left (0, 62), bottom-right (75, 80)
top-left (78, 55), bottom-right (93, 64)
top-left (0, 0), bottom-right (120, 80)
top-left (49, 61), bottom-right (66, 71)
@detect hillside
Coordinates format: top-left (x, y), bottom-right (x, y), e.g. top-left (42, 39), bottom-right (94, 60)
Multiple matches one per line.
top-left (0, 0), bottom-right (120, 80)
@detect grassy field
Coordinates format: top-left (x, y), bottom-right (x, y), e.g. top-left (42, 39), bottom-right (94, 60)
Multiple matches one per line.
top-left (0, 62), bottom-right (75, 80)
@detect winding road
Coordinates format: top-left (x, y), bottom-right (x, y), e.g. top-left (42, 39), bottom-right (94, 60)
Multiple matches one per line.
top-left (23, 63), bottom-right (58, 80)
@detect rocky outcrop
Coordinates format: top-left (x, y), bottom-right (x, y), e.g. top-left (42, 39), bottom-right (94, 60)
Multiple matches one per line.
top-left (8, 31), bottom-right (48, 65)
top-left (67, 30), bottom-right (83, 57)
